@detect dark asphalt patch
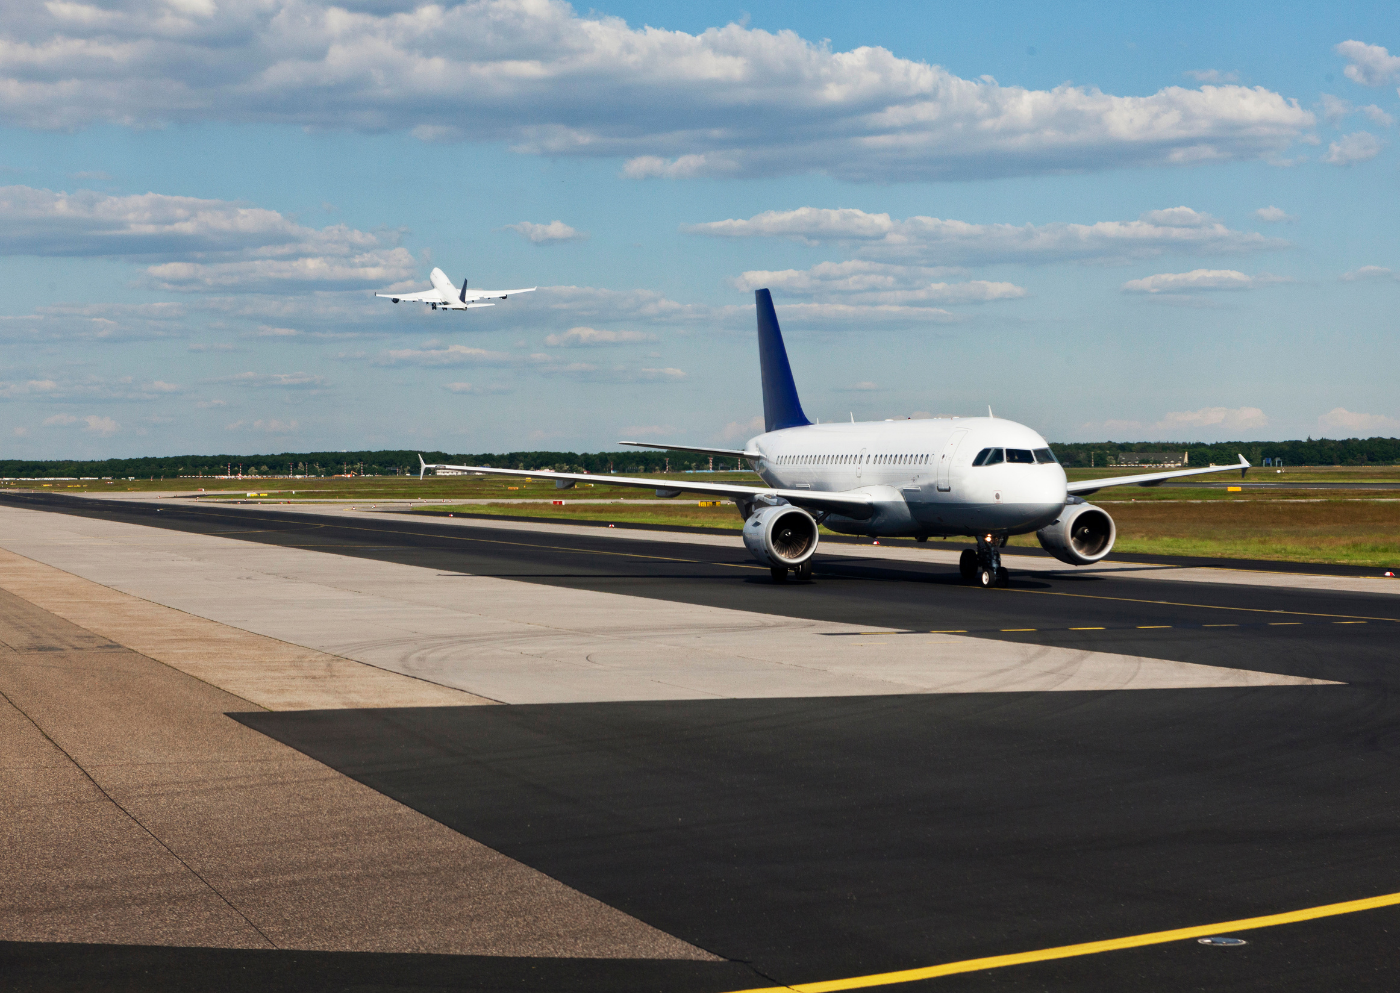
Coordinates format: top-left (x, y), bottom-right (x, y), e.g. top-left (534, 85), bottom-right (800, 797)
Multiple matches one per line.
top-left (236, 685), bottom-right (1400, 990)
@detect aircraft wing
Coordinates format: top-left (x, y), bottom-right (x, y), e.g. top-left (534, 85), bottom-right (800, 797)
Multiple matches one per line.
top-left (462, 287), bottom-right (537, 302)
top-left (618, 441), bottom-right (762, 459)
top-left (1067, 455), bottom-right (1251, 496)
top-left (376, 290), bottom-right (447, 303)
top-left (418, 457), bottom-right (875, 518)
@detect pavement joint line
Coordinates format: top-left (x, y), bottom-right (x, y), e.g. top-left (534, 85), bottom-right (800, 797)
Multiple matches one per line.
top-left (0, 681), bottom-right (279, 949)
top-left (1000, 585), bottom-right (1400, 624)
top-left (722, 889), bottom-right (1400, 993)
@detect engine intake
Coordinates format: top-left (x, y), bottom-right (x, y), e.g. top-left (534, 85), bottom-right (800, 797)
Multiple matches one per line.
top-left (1036, 502), bottom-right (1116, 566)
top-left (743, 505), bottom-right (819, 568)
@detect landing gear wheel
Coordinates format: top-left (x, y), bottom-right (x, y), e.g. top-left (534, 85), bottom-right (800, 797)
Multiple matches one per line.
top-left (977, 567), bottom-right (995, 589)
top-left (916, 535), bottom-right (928, 542)
top-left (770, 566), bottom-right (788, 583)
top-left (794, 561), bottom-right (813, 581)
top-left (959, 549), bottom-right (978, 583)
top-left (996, 567), bottom-right (1010, 588)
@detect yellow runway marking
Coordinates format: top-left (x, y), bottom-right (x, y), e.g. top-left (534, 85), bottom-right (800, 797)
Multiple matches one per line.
top-left (1137, 625), bottom-right (1171, 629)
top-left (1000, 628), bottom-right (1036, 632)
top-left (723, 889), bottom-right (1400, 993)
top-left (1334, 620), bottom-right (1367, 624)
top-left (929, 629), bottom-right (966, 633)
top-left (1069, 626), bottom-right (1104, 630)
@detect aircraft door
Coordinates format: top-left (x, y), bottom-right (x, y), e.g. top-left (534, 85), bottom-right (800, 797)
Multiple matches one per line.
top-left (936, 429), bottom-right (967, 492)
top-left (857, 448), bottom-right (867, 481)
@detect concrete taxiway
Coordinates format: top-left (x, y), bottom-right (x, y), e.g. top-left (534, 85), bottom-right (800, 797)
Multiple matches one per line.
top-left (3, 492), bottom-right (1399, 992)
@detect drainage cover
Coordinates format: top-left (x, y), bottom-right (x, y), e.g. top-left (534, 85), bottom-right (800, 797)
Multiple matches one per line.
top-left (1197, 936), bottom-right (1248, 947)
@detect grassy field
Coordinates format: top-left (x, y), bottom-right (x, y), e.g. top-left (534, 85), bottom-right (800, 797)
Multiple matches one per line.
top-left (4, 468), bottom-right (1397, 567)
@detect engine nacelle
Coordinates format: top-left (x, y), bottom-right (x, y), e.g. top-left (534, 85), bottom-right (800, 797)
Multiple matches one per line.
top-left (742, 505), bottom-right (819, 569)
top-left (1036, 502), bottom-right (1116, 565)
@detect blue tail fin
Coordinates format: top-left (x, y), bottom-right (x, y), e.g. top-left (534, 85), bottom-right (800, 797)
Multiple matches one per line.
top-left (755, 289), bottom-right (812, 433)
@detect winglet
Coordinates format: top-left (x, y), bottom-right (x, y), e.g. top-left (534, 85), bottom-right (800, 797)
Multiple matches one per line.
top-left (418, 454), bottom-right (426, 480)
top-left (755, 289), bottom-right (812, 433)
top-left (1239, 453), bottom-right (1250, 478)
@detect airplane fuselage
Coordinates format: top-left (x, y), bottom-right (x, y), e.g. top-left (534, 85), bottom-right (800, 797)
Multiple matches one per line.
top-left (748, 415), bottom-right (1066, 538)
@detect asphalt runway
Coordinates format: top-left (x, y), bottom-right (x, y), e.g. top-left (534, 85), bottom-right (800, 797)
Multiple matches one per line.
top-left (5, 492), bottom-right (1400, 992)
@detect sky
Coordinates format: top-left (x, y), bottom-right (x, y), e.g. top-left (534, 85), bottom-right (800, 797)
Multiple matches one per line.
top-left (2, 0), bottom-right (1398, 458)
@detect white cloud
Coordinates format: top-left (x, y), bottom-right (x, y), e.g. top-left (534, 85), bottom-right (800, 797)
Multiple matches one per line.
top-left (544, 327), bottom-right (657, 346)
top-left (1253, 206), bottom-right (1295, 223)
top-left (638, 367), bottom-right (686, 380)
top-left (1091, 406), bottom-right (1269, 437)
top-left (505, 221), bottom-right (587, 245)
top-left (83, 414), bottom-right (119, 436)
top-left (376, 344), bottom-right (516, 367)
top-left (847, 381), bottom-right (882, 391)
top-left (1341, 265), bottom-right (1396, 281)
top-left (0, 2), bottom-right (1315, 183)
top-left (1184, 70), bottom-right (1239, 84)
top-left (252, 418), bottom-right (297, 434)
top-left (3, 376), bottom-right (183, 401)
top-left (0, 185), bottom-right (415, 292)
top-left (211, 371), bottom-right (325, 388)
top-left (732, 260), bottom-right (1024, 304)
top-left (41, 413), bottom-right (78, 427)
top-left (1160, 406), bottom-right (1268, 431)
top-left (1317, 407), bottom-right (1400, 434)
top-left (1323, 131), bottom-right (1383, 165)
top-left (719, 414), bottom-right (765, 441)
top-left (1361, 105), bottom-right (1394, 127)
top-left (689, 206), bottom-right (1285, 265)
top-left (1337, 40), bottom-right (1400, 87)
top-left (1319, 93), bottom-right (1352, 125)
top-left (1121, 269), bottom-right (1288, 293)
top-left (443, 381), bottom-right (511, 394)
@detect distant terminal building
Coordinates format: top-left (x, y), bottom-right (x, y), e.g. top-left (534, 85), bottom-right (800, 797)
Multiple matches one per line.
top-left (1114, 451), bottom-right (1188, 468)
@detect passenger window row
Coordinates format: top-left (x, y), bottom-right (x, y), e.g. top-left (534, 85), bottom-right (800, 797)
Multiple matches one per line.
top-left (971, 447), bottom-right (1058, 466)
top-left (774, 453), bottom-right (932, 466)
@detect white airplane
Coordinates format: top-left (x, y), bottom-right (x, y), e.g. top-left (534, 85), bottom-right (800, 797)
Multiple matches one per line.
top-left (421, 289), bottom-right (1249, 588)
top-left (377, 267), bottom-right (536, 311)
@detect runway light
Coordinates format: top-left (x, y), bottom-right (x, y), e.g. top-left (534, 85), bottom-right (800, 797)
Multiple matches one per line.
top-left (1197, 937), bottom-right (1247, 947)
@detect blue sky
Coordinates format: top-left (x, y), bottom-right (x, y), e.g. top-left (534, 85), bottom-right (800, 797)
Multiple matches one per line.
top-left (2, 0), bottom-right (1398, 458)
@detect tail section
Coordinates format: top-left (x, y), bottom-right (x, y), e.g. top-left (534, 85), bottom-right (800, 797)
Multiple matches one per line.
top-left (459, 278), bottom-right (469, 303)
top-left (755, 289), bottom-right (811, 433)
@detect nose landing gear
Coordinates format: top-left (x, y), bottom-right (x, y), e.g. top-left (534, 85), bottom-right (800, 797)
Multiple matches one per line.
top-left (961, 534), bottom-right (1009, 588)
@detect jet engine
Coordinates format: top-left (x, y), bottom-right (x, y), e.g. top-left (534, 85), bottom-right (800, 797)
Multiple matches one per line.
top-left (742, 505), bottom-right (819, 570)
top-left (1036, 501), bottom-right (1116, 565)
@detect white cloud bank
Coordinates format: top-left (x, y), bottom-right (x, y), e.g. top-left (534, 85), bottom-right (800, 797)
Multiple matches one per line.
top-left (0, 1), bottom-right (1314, 182)
top-left (544, 327), bottom-right (656, 346)
top-left (0, 185), bottom-right (415, 291)
top-left (1093, 406), bottom-right (1269, 437)
top-left (1121, 269), bottom-right (1288, 293)
top-left (1341, 265), bottom-right (1398, 282)
top-left (505, 221), bottom-right (587, 245)
top-left (1253, 206), bottom-right (1295, 223)
top-left (1323, 132), bottom-right (1383, 165)
top-left (732, 261), bottom-right (1024, 305)
top-left (1318, 407), bottom-right (1400, 434)
top-left (689, 206), bottom-right (1285, 265)
top-left (1337, 41), bottom-right (1400, 87)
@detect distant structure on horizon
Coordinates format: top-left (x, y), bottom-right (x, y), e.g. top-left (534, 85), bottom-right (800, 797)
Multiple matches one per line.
top-left (1114, 451), bottom-right (1188, 468)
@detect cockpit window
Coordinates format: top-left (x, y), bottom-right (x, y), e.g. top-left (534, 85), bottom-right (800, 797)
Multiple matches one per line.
top-left (1005, 449), bottom-right (1035, 464)
top-left (972, 447), bottom-right (1003, 466)
top-left (1033, 448), bottom-right (1058, 464)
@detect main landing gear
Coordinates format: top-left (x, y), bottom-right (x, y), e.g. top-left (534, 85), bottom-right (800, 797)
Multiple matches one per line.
top-left (959, 534), bottom-right (1009, 588)
top-left (770, 561), bottom-right (813, 583)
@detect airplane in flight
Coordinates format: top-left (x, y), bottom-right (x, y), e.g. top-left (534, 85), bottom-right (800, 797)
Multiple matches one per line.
top-left (377, 267), bottom-right (536, 311)
top-left (421, 289), bottom-right (1249, 588)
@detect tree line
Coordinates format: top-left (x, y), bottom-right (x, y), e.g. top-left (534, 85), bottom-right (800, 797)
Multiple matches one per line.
top-left (3, 437), bottom-right (1398, 478)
